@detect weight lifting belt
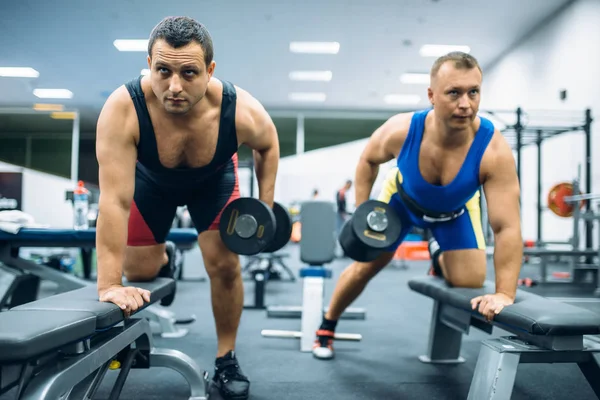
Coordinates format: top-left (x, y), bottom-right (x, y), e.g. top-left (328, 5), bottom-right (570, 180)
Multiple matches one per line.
top-left (395, 174), bottom-right (465, 223)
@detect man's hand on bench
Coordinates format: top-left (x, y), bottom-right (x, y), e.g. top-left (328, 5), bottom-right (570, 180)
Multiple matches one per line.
top-left (470, 292), bottom-right (514, 322)
top-left (99, 285), bottom-right (151, 318)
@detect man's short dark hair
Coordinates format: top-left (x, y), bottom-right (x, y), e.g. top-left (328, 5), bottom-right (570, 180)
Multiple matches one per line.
top-left (430, 51), bottom-right (482, 79)
top-left (148, 16), bottom-right (214, 66)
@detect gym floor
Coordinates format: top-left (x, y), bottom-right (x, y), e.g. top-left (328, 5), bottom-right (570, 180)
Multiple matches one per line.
top-left (2, 245), bottom-right (599, 400)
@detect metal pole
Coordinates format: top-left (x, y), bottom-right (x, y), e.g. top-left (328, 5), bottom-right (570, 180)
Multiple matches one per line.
top-left (70, 110), bottom-right (80, 186)
top-left (515, 107), bottom-right (523, 187)
top-left (296, 113), bottom-right (305, 155)
top-left (536, 129), bottom-right (542, 244)
top-left (584, 108), bottom-right (593, 249)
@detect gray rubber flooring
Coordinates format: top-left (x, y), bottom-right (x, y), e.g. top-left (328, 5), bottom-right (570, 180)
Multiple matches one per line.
top-left (1, 244), bottom-right (599, 399)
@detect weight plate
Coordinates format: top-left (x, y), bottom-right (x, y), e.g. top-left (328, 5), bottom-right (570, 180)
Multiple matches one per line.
top-left (219, 198), bottom-right (276, 255)
top-left (263, 202), bottom-right (293, 253)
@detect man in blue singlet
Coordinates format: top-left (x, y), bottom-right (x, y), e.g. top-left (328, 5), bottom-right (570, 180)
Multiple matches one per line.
top-left (313, 52), bottom-right (523, 360)
top-left (95, 17), bottom-right (279, 399)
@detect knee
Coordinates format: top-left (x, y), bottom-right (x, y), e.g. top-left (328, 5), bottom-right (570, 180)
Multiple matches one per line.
top-left (205, 255), bottom-right (240, 283)
top-left (123, 268), bottom-right (159, 282)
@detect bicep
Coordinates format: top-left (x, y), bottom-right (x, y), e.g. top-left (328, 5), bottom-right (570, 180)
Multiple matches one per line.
top-left (96, 100), bottom-right (137, 209)
top-left (482, 146), bottom-right (521, 233)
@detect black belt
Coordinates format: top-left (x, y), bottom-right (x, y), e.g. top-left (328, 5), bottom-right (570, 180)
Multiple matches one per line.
top-left (395, 173), bottom-right (465, 223)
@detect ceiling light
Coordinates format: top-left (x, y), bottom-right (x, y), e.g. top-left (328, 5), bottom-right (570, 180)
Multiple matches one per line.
top-left (289, 42), bottom-right (340, 54)
top-left (0, 67), bottom-right (39, 78)
top-left (400, 73), bottom-right (430, 84)
top-left (33, 103), bottom-right (64, 111)
top-left (289, 70), bottom-right (332, 81)
top-left (384, 94), bottom-right (421, 105)
top-left (288, 92), bottom-right (327, 102)
top-left (33, 89), bottom-right (73, 99)
top-left (419, 44), bottom-right (471, 57)
top-left (114, 39), bottom-right (148, 52)
top-left (141, 69), bottom-right (150, 76)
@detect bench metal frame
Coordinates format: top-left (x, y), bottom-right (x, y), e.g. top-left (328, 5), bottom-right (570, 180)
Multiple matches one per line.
top-left (421, 300), bottom-right (600, 400)
top-left (0, 244), bottom-right (190, 338)
top-left (0, 318), bottom-right (209, 400)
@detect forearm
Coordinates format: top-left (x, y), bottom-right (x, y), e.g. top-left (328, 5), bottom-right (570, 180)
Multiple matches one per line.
top-left (354, 158), bottom-right (380, 206)
top-left (253, 146), bottom-right (278, 207)
top-left (96, 202), bottom-right (130, 291)
top-left (493, 226), bottom-right (523, 299)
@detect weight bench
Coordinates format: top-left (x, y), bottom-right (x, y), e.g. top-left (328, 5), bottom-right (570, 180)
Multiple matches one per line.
top-left (409, 275), bottom-right (600, 399)
top-left (0, 277), bottom-right (208, 400)
top-left (0, 228), bottom-right (199, 338)
top-left (522, 247), bottom-right (599, 287)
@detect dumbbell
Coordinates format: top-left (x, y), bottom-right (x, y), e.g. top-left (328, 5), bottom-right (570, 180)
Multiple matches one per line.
top-left (219, 198), bottom-right (293, 255)
top-left (338, 200), bottom-right (402, 262)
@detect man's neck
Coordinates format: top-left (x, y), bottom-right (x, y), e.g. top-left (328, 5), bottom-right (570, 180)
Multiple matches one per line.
top-left (430, 115), bottom-right (477, 149)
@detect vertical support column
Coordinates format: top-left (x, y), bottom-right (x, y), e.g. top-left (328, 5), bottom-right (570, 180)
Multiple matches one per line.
top-left (296, 113), bottom-right (305, 155)
top-left (536, 129), bottom-right (542, 244)
top-left (515, 107), bottom-right (523, 192)
top-left (70, 110), bottom-right (80, 186)
top-left (584, 108), bottom-right (593, 250)
top-left (25, 136), bottom-right (32, 168)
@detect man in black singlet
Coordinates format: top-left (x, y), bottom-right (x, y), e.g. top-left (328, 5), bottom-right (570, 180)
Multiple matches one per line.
top-left (95, 17), bottom-right (279, 400)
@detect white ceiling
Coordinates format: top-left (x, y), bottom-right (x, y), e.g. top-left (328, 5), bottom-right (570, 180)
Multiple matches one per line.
top-left (0, 0), bottom-right (573, 131)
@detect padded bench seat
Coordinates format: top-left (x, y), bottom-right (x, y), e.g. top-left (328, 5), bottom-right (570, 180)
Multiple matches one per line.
top-left (409, 276), bottom-right (600, 336)
top-left (0, 278), bottom-right (174, 363)
top-left (409, 275), bottom-right (600, 400)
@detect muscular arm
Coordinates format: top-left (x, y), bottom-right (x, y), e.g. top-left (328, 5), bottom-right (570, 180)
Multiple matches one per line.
top-left (237, 92), bottom-right (279, 207)
top-left (355, 113), bottom-right (409, 205)
top-left (95, 89), bottom-right (138, 292)
top-left (482, 134), bottom-right (523, 300)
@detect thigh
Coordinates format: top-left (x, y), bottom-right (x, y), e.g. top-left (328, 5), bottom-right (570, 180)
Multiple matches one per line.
top-left (430, 193), bottom-right (486, 287)
top-left (198, 230), bottom-right (240, 279)
top-left (128, 168), bottom-right (178, 246)
top-left (187, 155), bottom-right (240, 233)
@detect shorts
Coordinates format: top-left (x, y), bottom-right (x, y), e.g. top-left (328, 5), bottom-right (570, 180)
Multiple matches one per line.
top-left (127, 155), bottom-right (240, 246)
top-left (377, 168), bottom-right (485, 252)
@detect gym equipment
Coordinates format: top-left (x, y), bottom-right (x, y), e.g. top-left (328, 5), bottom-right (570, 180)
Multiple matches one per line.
top-left (0, 278), bottom-right (209, 400)
top-left (339, 200), bottom-right (402, 262)
top-left (409, 275), bottom-right (600, 399)
top-left (264, 202), bottom-right (293, 253)
top-left (262, 201), bottom-right (365, 352)
top-left (0, 227), bottom-right (199, 338)
top-left (219, 198), bottom-right (293, 256)
top-left (547, 182), bottom-right (585, 217)
top-left (242, 252), bottom-right (295, 310)
top-left (219, 198), bottom-right (276, 255)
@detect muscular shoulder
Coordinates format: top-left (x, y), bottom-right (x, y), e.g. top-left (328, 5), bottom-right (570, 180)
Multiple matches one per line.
top-left (232, 83), bottom-right (273, 139)
top-left (480, 128), bottom-right (515, 181)
top-left (97, 84), bottom-right (139, 144)
top-left (377, 111), bottom-right (414, 157)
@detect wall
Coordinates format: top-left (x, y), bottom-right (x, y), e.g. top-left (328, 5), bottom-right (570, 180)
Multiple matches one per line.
top-left (273, 138), bottom-right (396, 207)
top-left (0, 160), bottom-right (75, 228)
top-left (482, 0), bottom-right (600, 246)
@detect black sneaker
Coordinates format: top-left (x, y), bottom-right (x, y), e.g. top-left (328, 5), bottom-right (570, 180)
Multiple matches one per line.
top-left (158, 241), bottom-right (176, 306)
top-left (213, 351), bottom-right (250, 400)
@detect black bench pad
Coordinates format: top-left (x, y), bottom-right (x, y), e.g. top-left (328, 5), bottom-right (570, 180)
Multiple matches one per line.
top-left (12, 278), bottom-right (175, 330)
top-left (0, 311), bottom-right (96, 363)
top-left (409, 276), bottom-right (600, 336)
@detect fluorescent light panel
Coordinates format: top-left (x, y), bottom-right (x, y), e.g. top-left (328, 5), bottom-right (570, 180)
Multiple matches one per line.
top-left (0, 67), bottom-right (39, 78)
top-left (419, 44), bottom-right (471, 57)
top-left (33, 103), bottom-right (64, 111)
top-left (288, 92), bottom-right (326, 102)
top-left (289, 41), bottom-right (340, 54)
top-left (400, 73), bottom-right (430, 85)
top-left (289, 70), bottom-right (332, 81)
top-left (384, 94), bottom-right (421, 105)
top-left (114, 39), bottom-right (148, 52)
top-left (33, 89), bottom-right (73, 99)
